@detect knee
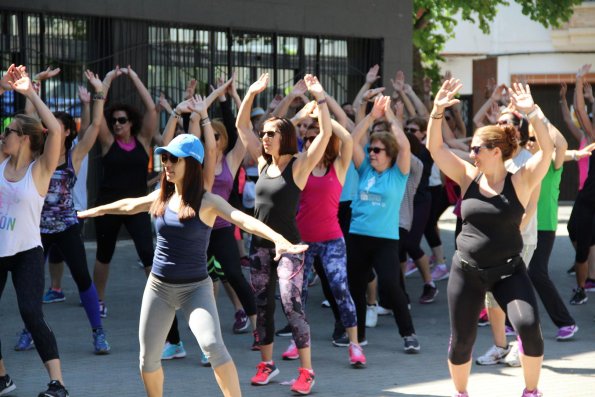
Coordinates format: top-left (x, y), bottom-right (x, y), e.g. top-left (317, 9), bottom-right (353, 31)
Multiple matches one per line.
top-left (516, 322), bottom-right (544, 357)
top-left (448, 335), bottom-right (474, 365)
top-left (139, 352), bottom-right (161, 373)
top-left (202, 341), bottom-right (232, 368)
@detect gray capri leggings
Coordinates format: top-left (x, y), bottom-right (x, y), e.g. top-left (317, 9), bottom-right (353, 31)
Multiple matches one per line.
top-left (139, 274), bottom-right (232, 372)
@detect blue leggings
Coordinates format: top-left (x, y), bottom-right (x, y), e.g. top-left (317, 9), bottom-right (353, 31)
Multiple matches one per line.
top-left (302, 238), bottom-right (357, 328)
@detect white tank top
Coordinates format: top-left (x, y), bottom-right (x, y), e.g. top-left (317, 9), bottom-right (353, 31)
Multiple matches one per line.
top-left (0, 158), bottom-right (44, 257)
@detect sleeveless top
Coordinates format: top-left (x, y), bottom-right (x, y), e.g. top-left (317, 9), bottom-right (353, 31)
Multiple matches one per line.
top-left (577, 152), bottom-right (595, 203)
top-left (40, 150), bottom-right (78, 234)
top-left (457, 172), bottom-right (524, 267)
top-left (537, 162), bottom-right (562, 232)
top-left (253, 157), bottom-right (301, 248)
top-left (399, 155), bottom-right (423, 231)
top-left (97, 137), bottom-right (148, 204)
top-left (0, 158), bottom-right (44, 257)
top-left (578, 137), bottom-right (589, 191)
top-left (296, 163), bottom-right (343, 242)
top-left (212, 156), bottom-right (234, 230)
top-left (152, 206), bottom-right (211, 282)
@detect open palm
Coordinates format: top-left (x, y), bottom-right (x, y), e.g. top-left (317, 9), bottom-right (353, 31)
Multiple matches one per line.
top-left (508, 83), bottom-right (534, 113)
top-left (433, 78), bottom-right (462, 110)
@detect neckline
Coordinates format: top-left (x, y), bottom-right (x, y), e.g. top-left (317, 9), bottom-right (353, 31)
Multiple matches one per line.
top-left (473, 173), bottom-right (508, 199)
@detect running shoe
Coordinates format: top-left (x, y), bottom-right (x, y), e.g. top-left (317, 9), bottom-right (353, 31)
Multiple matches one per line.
top-left (403, 335), bottom-right (420, 354)
top-left (0, 374), bottom-right (16, 396)
top-left (38, 380), bottom-right (69, 397)
top-left (275, 323), bottom-right (293, 337)
top-left (556, 324), bottom-right (578, 341)
top-left (199, 348), bottom-right (211, 367)
top-left (251, 330), bottom-right (261, 351)
top-left (332, 321), bottom-right (346, 343)
top-left (365, 304), bottom-right (378, 328)
top-left (98, 300), bottom-right (107, 318)
top-left (570, 287), bottom-right (588, 305)
top-left (404, 259), bottom-right (418, 277)
top-left (521, 388), bottom-right (543, 397)
top-left (584, 278), bottom-right (595, 292)
top-left (419, 284), bottom-right (438, 304)
top-left (251, 362), bottom-right (279, 385)
top-left (348, 343), bottom-right (366, 368)
top-left (478, 308), bottom-right (490, 327)
top-left (281, 340), bottom-right (299, 360)
top-left (161, 341), bottom-right (186, 360)
top-left (376, 305), bottom-right (392, 316)
top-left (307, 272), bottom-right (319, 287)
top-left (14, 329), bottom-right (34, 351)
top-left (505, 325), bottom-right (516, 336)
top-left (290, 367), bottom-right (315, 395)
top-left (93, 328), bottom-right (111, 355)
top-left (475, 344), bottom-right (511, 365)
top-left (503, 342), bottom-right (521, 367)
top-left (333, 335), bottom-right (368, 347)
top-left (42, 288), bottom-right (66, 304)
top-left (431, 264), bottom-right (450, 281)
top-left (566, 264), bottom-right (575, 276)
top-left (320, 299), bottom-right (331, 308)
top-left (239, 256), bottom-right (250, 268)
top-left (233, 309), bottom-right (249, 334)
top-left (453, 393), bottom-right (469, 397)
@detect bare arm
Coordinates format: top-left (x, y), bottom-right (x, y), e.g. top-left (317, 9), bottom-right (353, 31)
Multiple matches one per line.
top-left (272, 79), bottom-right (307, 118)
top-left (235, 73), bottom-right (269, 162)
top-left (390, 70), bottom-right (417, 118)
top-left (473, 83), bottom-right (506, 128)
top-left (574, 65), bottom-right (594, 139)
top-left (325, 92), bottom-right (354, 130)
top-left (121, 66), bottom-right (158, 144)
top-left (385, 99), bottom-right (410, 174)
top-left (189, 95), bottom-right (217, 191)
top-left (520, 184), bottom-right (540, 232)
top-left (548, 122), bottom-right (568, 170)
top-left (330, 119), bottom-right (353, 183)
top-left (403, 83), bottom-right (429, 118)
top-left (78, 85), bottom-right (91, 134)
top-left (351, 111), bottom-right (376, 169)
top-left (78, 190), bottom-right (159, 217)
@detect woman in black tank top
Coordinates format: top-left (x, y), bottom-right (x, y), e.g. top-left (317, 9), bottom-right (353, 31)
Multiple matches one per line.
top-left (427, 79), bottom-right (554, 397)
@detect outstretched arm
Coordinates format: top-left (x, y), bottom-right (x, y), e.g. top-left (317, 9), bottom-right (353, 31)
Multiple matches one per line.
top-left (78, 190), bottom-right (159, 217)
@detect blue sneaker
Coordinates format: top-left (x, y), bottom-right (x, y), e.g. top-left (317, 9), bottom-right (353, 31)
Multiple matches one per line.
top-left (199, 348), bottom-right (210, 367)
top-left (42, 288), bottom-right (65, 304)
top-left (14, 329), bottom-right (34, 351)
top-left (93, 328), bottom-right (111, 355)
top-left (161, 342), bottom-right (186, 360)
top-left (98, 300), bottom-right (107, 318)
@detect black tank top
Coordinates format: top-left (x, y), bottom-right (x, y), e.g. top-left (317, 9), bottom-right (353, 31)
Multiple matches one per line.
top-left (577, 154), bottom-right (595, 203)
top-left (97, 138), bottom-right (149, 204)
top-left (253, 157), bottom-right (301, 248)
top-left (456, 172), bottom-right (524, 267)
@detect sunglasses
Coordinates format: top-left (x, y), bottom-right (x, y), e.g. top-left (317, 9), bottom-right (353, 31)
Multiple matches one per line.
top-left (160, 153), bottom-right (179, 164)
top-left (528, 136), bottom-right (536, 142)
top-left (470, 144), bottom-right (495, 155)
top-left (497, 119), bottom-right (519, 126)
top-left (214, 134), bottom-right (220, 141)
top-left (367, 146), bottom-right (386, 154)
top-left (110, 117), bottom-right (129, 125)
top-left (3, 127), bottom-right (22, 137)
top-left (404, 127), bottom-right (420, 134)
top-left (303, 136), bottom-right (317, 144)
top-left (259, 130), bottom-right (276, 139)
top-left (445, 116), bottom-right (452, 121)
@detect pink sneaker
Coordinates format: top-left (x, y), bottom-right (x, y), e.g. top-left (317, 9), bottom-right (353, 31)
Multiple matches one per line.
top-left (431, 264), bottom-right (450, 281)
top-left (348, 343), bottom-right (366, 368)
top-left (281, 340), bottom-right (299, 360)
top-left (584, 278), bottom-right (595, 292)
top-left (478, 308), bottom-right (490, 327)
top-left (404, 259), bottom-right (417, 277)
top-left (521, 388), bottom-right (542, 397)
top-left (453, 392), bottom-right (469, 397)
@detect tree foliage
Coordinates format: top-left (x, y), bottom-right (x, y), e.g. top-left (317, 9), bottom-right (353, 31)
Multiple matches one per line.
top-left (413, 0), bottom-right (583, 88)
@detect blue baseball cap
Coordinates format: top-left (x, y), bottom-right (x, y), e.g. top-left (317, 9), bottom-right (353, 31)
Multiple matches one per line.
top-left (154, 134), bottom-right (204, 164)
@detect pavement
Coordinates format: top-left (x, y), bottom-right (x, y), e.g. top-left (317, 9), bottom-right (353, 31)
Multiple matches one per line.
top-left (0, 204), bottom-right (594, 397)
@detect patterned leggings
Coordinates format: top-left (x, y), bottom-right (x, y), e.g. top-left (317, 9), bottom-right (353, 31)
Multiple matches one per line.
top-left (250, 248), bottom-right (310, 349)
top-left (301, 238), bottom-right (357, 328)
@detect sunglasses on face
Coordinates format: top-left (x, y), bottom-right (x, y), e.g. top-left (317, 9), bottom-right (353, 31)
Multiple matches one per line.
top-left (470, 144), bottom-right (495, 155)
top-left (259, 130), bottom-right (276, 139)
top-left (110, 117), bottom-right (129, 125)
top-left (497, 119), bottom-right (518, 126)
top-left (3, 127), bottom-right (22, 138)
top-left (528, 136), bottom-right (536, 142)
top-left (160, 153), bottom-right (179, 164)
top-left (445, 116), bottom-right (452, 121)
top-left (303, 136), bottom-right (317, 144)
top-left (297, 123), bottom-right (310, 129)
top-left (404, 127), bottom-right (420, 134)
top-left (367, 146), bottom-right (386, 154)
top-left (214, 134), bottom-right (220, 141)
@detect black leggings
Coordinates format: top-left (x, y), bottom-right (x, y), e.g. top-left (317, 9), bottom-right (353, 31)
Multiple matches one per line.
top-left (400, 193), bottom-right (431, 261)
top-left (0, 247), bottom-right (59, 362)
top-left (527, 231), bottom-right (575, 328)
top-left (447, 254), bottom-right (543, 365)
top-left (424, 185), bottom-right (450, 248)
top-left (41, 223), bottom-right (92, 292)
top-left (567, 196), bottom-right (595, 262)
top-left (347, 234), bottom-right (414, 340)
top-left (207, 226), bottom-right (256, 316)
top-left (94, 212), bottom-right (153, 267)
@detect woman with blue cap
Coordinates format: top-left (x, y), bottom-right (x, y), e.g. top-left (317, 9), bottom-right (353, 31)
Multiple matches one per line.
top-left (79, 133), bottom-right (307, 397)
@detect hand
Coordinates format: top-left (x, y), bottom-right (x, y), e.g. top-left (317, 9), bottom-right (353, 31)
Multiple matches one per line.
top-left (120, 65), bottom-right (138, 79)
top-left (559, 82), bottom-right (567, 100)
top-left (394, 99), bottom-right (404, 121)
top-left (575, 147), bottom-right (594, 160)
top-left (366, 64), bottom-right (380, 85)
top-left (391, 70), bottom-right (405, 92)
top-left (188, 95), bottom-right (208, 115)
top-left (433, 78), bottom-right (462, 111)
top-left (577, 64), bottom-right (591, 78)
top-left (157, 92), bottom-right (172, 112)
top-left (34, 66), bottom-right (61, 82)
top-left (77, 208), bottom-right (101, 219)
top-left (102, 66), bottom-right (122, 91)
top-left (403, 83), bottom-right (414, 96)
top-left (273, 241), bottom-right (308, 261)
top-left (84, 69), bottom-right (104, 93)
top-left (228, 71), bottom-right (238, 95)
top-left (485, 77), bottom-right (496, 99)
top-left (363, 87), bottom-right (385, 102)
top-left (8, 66), bottom-right (33, 96)
top-left (184, 78), bottom-right (197, 100)
top-left (78, 85), bottom-right (91, 104)
top-left (1, 64), bottom-right (26, 91)
top-left (443, 70), bottom-right (452, 83)
top-left (384, 98), bottom-right (397, 122)
top-left (293, 100), bottom-right (317, 120)
top-left (485, 101), bottom-right (500, 125)
top-left (290, 79), bottom-right (308, 97)
top-left (508, 82), bottom-right (535, 113)
top-left (370, 95), bottom-right (389, 119)
top-left (304, 74), bottom-right (324, 99)
top-left (491, 83), bottom-right (507, 102)
top-left (175, 98), bottom-right (193, 113)
top-left (248, 73), bottom-right (269, 95)
top-left (423, 76), bottom-right (432, 95)
top-left (584, 81), bottom-right (594, 103)
top-left (268, 94), bottom-right (283, 110)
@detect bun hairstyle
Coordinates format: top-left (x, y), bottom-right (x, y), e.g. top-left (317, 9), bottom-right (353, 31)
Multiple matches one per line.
top-left (14, 114), bottom-right (46, 154)
top-left (53, 111), bottom-right (77, 150)
top-left (475, 124), bottom-right (518, 161)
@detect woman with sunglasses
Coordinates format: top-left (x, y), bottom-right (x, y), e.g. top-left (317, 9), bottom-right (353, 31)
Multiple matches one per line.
top-left (92, 65), bottom-right (159, 318)
top-left (427, 79), bottom-right (553, 397)
top-left (79, 133), bottom-right (307, 397)
top-left (235, 73), bottom-right (332, 395)
top-left (0, 65), bottom-right (69, 397)
top-left (348, 95), bottom-right (418, 353)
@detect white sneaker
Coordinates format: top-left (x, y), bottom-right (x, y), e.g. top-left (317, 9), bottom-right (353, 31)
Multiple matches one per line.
top-left (503, 342), bottom-right (521, 367)
top-left (475, 344), bottom-right (511, 365)
top-left (376, 305), bottom-right (392, 316)
top-left (365, 304), bottom-right (378, 328)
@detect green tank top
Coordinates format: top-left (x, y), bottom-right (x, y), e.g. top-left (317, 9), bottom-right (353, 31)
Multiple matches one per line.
top-left (537, 162), bottom-right (563, 231)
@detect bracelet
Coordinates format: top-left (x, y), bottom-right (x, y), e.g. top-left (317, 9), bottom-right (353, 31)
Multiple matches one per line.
top-left (317, 98), bottom-right (327, 105)
top-left (430, 112), bottom-right (444, 119)
top-left (526, 107), bottom-right (540, 119)
top-left (572, 151), bottom-right (578, 161)
top-left (171, 110), bottom-right (181, 119)
top-left (201, 121), bottom-right (211, 127)
top-left (200, 117), bottom-right (210, 125)
top-left (92, 93), bottom-right (105, 101)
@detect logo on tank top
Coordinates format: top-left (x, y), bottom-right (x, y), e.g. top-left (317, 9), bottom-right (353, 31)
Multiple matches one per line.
top-left (0, 187), bottom-right (18, 231)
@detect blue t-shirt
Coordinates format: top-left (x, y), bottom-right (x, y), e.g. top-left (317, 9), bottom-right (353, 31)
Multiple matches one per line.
top-left (340, 162), bottom-right (359, 203)
top-left (349, 156), bottom-right (408, 240)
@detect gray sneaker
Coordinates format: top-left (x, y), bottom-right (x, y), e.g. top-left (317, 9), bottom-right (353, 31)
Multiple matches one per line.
top-left (403, 335), bottom-right (420, 354)
top-left (476, 344), bottom-right (511, 365)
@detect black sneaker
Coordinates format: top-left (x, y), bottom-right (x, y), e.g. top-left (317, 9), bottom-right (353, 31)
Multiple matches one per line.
top-left (419, 284), bottom-right (438, 304)
top-left (566, 264), bottom-right (576, 276)
top-left (333, 335), bottom-right (368, 347)
top-left (403, 335), bottom-right (420, 354)
top-left (0, 374), bottom-right (16, 395)
top-left (275, 324), bottom-right (292, 337)
top-left (331, 321), bottom-right (346, 341)
top-left (570, 287), bottom-right (588, 305)
top-left (38, 380), bottom-right (69, 397)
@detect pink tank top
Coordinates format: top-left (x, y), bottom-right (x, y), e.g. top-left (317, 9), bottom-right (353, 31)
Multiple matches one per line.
top-left (296, 163), bottom-right (343, 243)
top-left (578, 137), bottom-right (589, 191)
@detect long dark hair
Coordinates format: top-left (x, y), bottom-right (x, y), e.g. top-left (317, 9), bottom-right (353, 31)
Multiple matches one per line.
top-left (261, 117), bottom-right (297, 163)
top-left (107, 103), bottom-right (142, 136)
top-left (54, 111), bottom-right (77, 151)
top-left (149, 157), bottom-right (204, 221)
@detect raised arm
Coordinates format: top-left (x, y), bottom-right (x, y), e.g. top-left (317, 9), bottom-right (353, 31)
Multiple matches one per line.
top-left (426, 78), bottom-right (474, 187)
top-left (547, 122), bottom-right (568, 170)
top-left (573, 64), bottom-right (594, 139)
top-left (121, 65), bottom-right (158, 143)
top-left (351, 96), bottom-right (385, 169)
top-left (391, 70), bottom-right (416, 117)
top-left (78, 190), bottom-right (159, 218)
top-left (473, 83), bottom-right (507, 128)
top-left (325, 92), bottom-right (354, 130)
top-left (97, 66), bottom-right (123, 149)
top-left (78, 85), bottom-right (91, 133)
top-left (189, 95), bottom-right (217, 191)
top-left (355, 87), bottom-right (385, 124)
top-left (422, 76), bottom-right (433, 112)
top-left (272, 79), bottom-right (307, 118)
top-left (385, 99), bottom-right (410, 175)
top-left (236, 73), bottom-right (269, 162)
top-left (403, 83), bottom-right (429, 118)
top-left (330, 119), bottom-right (353, 183)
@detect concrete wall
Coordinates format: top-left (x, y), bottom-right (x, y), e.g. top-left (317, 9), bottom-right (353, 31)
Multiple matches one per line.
top-left (5, 0), bottom-right (413, 90)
